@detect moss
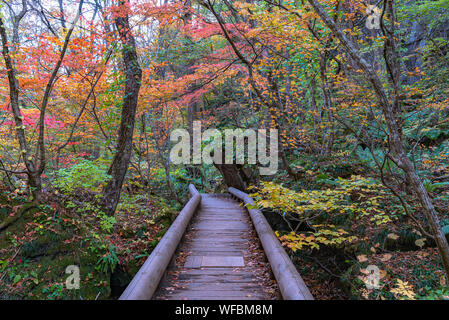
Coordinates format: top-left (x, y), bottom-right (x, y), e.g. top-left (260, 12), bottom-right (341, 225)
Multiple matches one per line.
top-left (23, 253), bottom-right (110, 300)
top-left (2, 231), bottom-right (112, 300)
top-left (1, 203), bottom-right (39, 234)
top-left (21, 228), bottom-right (79, 260)
top-left (0, 194), bottom-right (113, 300)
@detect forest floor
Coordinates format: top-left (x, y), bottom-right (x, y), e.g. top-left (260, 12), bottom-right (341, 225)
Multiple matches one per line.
top-left (1, 179), bottom-right (448, 300)
top-left (295, 247), bottom-right (446, 300)
top-left (0, 187), bottom-right (175, 300)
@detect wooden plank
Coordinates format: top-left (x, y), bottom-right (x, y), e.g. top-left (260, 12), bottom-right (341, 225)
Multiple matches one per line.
top-left (201, 256), bottom-right (245, 267)
top-left (184, 256), bottom-right (202, 268)
top-left (162, 291), bottom-right (266, 298)
top-left (161, 295), bottom-right (262, 301)
top-left (175, 276), bottom-right (256, 283)
top-left (162, 283), bottom-right (263, 291)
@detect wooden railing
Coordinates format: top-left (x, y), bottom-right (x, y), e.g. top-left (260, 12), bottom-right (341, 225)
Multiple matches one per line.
top-left (119, 184), bottom-right (201, 300)
top-left (229, 187), bottom-right (314, 300)
top-left (120, 184), bottom-right (313, 300)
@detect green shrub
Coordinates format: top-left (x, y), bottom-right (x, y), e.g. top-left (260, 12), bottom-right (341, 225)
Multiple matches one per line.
top-left (54, 159), bottom-right (111, 194)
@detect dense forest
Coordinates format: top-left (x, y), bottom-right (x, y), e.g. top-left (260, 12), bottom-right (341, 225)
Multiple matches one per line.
top-left (0, 0), bottom-right (448, 301)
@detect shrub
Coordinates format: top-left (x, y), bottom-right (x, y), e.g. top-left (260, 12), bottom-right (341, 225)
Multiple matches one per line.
top-left (54, 159), bottom-right (111, 194)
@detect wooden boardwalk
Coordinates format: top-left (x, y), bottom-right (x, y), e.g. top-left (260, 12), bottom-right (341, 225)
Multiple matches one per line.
top-left (153, 194), bottom-right (280, 300)
top-left (120, 185), bottom-right (312, 301)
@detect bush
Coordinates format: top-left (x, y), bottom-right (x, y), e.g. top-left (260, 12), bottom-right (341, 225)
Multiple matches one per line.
top-left (53, 159), bottom-right (111, 194)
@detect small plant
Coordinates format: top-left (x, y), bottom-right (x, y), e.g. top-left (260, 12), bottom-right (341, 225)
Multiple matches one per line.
top-left (99, 213), bottom-right (116, 233)
top-left (96, 245), bottom-right (120, 273)
top-left (53, 159), bottom-right (111, 194)
top-left (390, 279), bottom-right (416, 300)
top-left (42, 283), bottom-right (66, 300)
top-left (276, 225), bottom-right (357, 251)
top-left (417, 287), bottom-right (449, 300)
top-left (249, 177), bottom-right (400, 251)
top-left (251, 176), bottom-right (396, 224)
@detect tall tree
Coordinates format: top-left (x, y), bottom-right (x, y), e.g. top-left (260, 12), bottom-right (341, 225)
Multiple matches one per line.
top-left (102, 1), bottom-right (142, 216)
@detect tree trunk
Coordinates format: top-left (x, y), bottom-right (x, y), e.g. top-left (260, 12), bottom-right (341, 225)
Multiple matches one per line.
top-left (102, 4), bottom-right (142, 216)
top-left (214, 163), bottom-right (247, 191)
top-left (306, 0), bottom-right (449, 279)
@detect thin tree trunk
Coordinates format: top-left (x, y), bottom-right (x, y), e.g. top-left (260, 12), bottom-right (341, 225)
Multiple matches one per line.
top-left (102, 2), bottom-right (142, 216)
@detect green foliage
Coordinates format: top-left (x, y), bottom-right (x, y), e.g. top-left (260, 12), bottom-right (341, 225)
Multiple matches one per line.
top-left (152, 197), bottom-right (178, 223)
top-left (53, 159), bottom-right (111, 194)
top-left (416, 287), bottom-right (449, 300)
top-left (98, 213), bottom-right (116, 233)
top-left (356, 147), bottom-right (385, 170)
top-left (399, 0), bottom-right (449, 27)
top-left (117, 193), bottom-right (148, 216)
top-left (41, 283), bottom-right (66, 300)
top-left (442, 225), bottom-right (449, 236)
top-left (424, 180), bottom-right (449, 193)
top-left (96, 245), bottom-right (120, 274)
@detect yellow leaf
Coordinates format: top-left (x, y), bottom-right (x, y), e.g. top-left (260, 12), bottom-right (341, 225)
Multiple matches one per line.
top-left (415, 238), bottom-right (426, 248)
top-left (390, 279), bottom-right (415, 300)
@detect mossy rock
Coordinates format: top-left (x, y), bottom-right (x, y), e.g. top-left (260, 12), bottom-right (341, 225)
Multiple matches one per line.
top-left (25, 253), bottom-right (110, 300)
top-left (20, 229), bottom-right (78, 260)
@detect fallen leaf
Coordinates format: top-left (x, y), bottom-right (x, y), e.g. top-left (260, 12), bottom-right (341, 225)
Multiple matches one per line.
top-left (415, 238), bottom-right (426, 248)
top-left (380, 254), bottom-right (392, 262)
top-left (387, 233), bottom-right (399, 240)
top-left (357, 255), bottom-right (368, 262)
